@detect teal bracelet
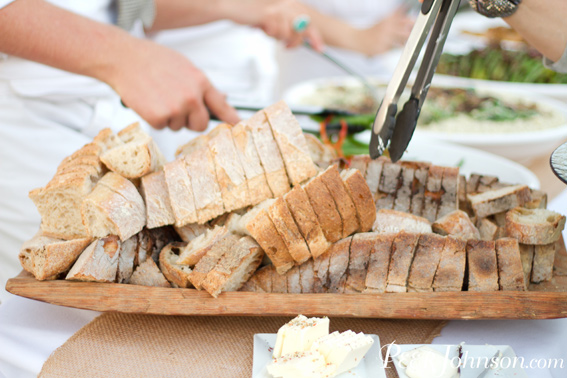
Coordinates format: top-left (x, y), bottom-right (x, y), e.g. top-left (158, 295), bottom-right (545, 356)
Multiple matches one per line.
top-left (292, 14), bottom-right (311, 33)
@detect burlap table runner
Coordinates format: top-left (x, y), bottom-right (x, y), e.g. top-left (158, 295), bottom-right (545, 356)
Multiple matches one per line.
top-left (39, 314), bottom-right (446, 378)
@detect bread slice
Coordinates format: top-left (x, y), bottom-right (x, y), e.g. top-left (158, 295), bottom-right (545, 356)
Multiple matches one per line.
top-left (19, 233), bottom-right (91, 281)
top-left (208, 124), bottom-right (249, 212)
top-left (267, 197), bottom-right (311, 264)
top-left (285, 265), bottom-right (302, 293)
top-left (409, 163), bottom-right (430, 217)
top-left (184, 146), bottom-right (225, 224)
top-left (129, 257), bottom-right (171, 287)
top-left (246, 208), bottom-right (295, 274)
top-left (272, 264), bottom-right (288, 293)
top-left (518, 243), bottom-right (534, 285)
top-left (241, 264), bottom-right (274, 293)
top-left (116, 235), bottom-right (138, 283)
top-left (458, 175), bottom-right (470, 214)
top-left (422, 165), bottom-right (444, 222)
top-left (468, 185), bottom-right (531, 219)
top-left (163, 159), bottom-right (198, 227)
top-left (140, 170), bottom-right (176, 229)
top-left (100, 123), bottom-right (165, 179)
top-left (467, 173), bottom-right (481, 194)
top-left (393, 165), bottom-right (415, 213)
top-left (201, 236), bottom-right (264, 297)
top-left (438, 167), bottom-right (459, 218)
top-left (432, 210), bottom-right (480, 240)
top-left (239, 271), bottom-right (266, 293)
top-left (246, 110), bottom-right (290, 197)
top-left (525, 189), bottom-right (548, 210)
top-left (237, 199), bottom-right (275, 237)
top-left (385, 232), bottom-right (420, 293)
top-left (299, 259), bottom-right (315, 293)
top-left (264, 101), bottom-right (318, 186)
top-left (313, 249), bottom-right (332, 293)
top-left (56, 153), bottom-right (105, 176)
top-left (345, 233), bottom-right (375, 292)
top-left (159, 242), bottom-right (193, 288)
top-left (176, 225), bottom-right (230, 266)
top-left (175, 134), bottom-right (210, 158)
top-left (327, 236), bottom-right (353, 293)
top-left (320, 165), bottom-right (359, 237)
top-left (477, 218), bottom-right (498, 241)
top-left (349, 155), bottom-right (371, 176)
top-left (365, 158), bottom-right (386, 201)
top-left (66, 236), bottom-right (121, 283)
top-left (340, 169), bottom-right (376, 233)
top-left (303, 174), bottom-right (343, 243)
top-left (505, 207), bottom-right (566, 245)
top-left (432, 236), bottom-right (466, 292)
top-left (303, 133), bottom-right (337, 168)
top-left (372, 209), bottom-right (432, 234)
top-left (188, 232), bottom-right (240, 289)
top-left (284, 186), bottom-right (330, 259)
top-left (174, 223), bottom-right (210, 243)
top-left (495, 238), bottom-right (526, 291)
top-left (376, 162), bottom-right (401, 210)
top-left (476, 175), bottom-right (499, 192)
top-left (232, 122), bottom-right (273, 205)
top-left (364, 233), bottom-right (395, 293)
top-left (81, 173), bottom-right (146, 241)
top-left (407, 233), bottom-right (445, 292)
top-left (532, 243), bottom-right (556, 283)
top-left (466, 240), bottom-right (499, 291)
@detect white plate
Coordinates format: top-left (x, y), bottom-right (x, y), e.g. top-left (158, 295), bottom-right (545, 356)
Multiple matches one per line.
top-left (354, 132), bottom-right (540, 189)
top-left (252, 333), bottom-right (386, 378)
top-left (391, 344), bottom-right (528, 378)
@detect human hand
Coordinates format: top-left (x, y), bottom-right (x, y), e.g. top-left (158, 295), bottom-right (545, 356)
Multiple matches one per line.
top-left (222, 0), bottom-right (324, 51)
top-left (357, 8), bottom-right (415, 56)
top-left (104, 39), bottom-right (239, 131)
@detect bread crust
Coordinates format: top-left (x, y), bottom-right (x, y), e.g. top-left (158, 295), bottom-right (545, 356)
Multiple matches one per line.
top-left (495, 238), bottom-right (526, 290)
top-left (159, 242), bottom-right (193, 288)
top-left (518, 243), bottom-right (534, 285)
top-left (422, 165), bottom-right (444, 222)
top-left (438, 167), bottom-right (459, 218)
top-left (345, 233), bottom-right (375, 292)
top-left (505, 207), bottom-right (566, 245)
top-left (66, 236), bottom-right (121, 283)
top-left (327, 236), bottom-right (352, 293)
top-left (393, 165), bottom-right (415, 214)
top-left (373, 209), bottom-right (432, 234)
top-left (364, 233), bottom-right (395, 293)
top-left (320, 165), bottom-right (359, 238)
top-left (304, 175), bottom-right (343, 243)
top-left (407, 233), bottom-right (445, 292)
top-left (267, 197), bottom-right (311, 264)
top-left (468, 185), bottom-right (531, 219)
top-left (141, 170), bottom-right (176, 229)
top-left (129, 257), bottom-right (171, 288)
top-left (532, 243), bottom-right (556, 283)
top-left (466, 239), bottom-right (499, 291)
top-left (432, 236), bottom-right (466, 292)
top-left (340, 169), bottom-right (376, 233)
top-left (313, 249), bottom-right (332, 293)
top-left (432, 210), bottom-right (480, 240)
top-left (376, 162), bottom-right (401, 210)
top-left (164, 159), bottom-right (198, 226)
top-left (385, 232), bottom-right (420, 293)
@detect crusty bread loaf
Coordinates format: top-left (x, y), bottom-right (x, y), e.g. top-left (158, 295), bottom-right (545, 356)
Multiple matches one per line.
top-left (66, 236), bottom-right (121, 283)
top-left (246, 208), bottom-right (294, 274)
top-left (116, 235), bottom-right (137, 283)
top-left (304, 174), bottom-right (343, 243)
top-left (19, 233), bottom-right (91, 280)
top-left (532, 243), bottom-right (556, 283)
top-left (466, 240), bottom-right (499, 291)
top-left (129, 256), bottom-right (171, 288)
top-left (364, 233), bottom-right (395, 293)
top-left (163, 159), bottom-right (198, 227)
top-left (231, 122), bottom-right (273, 205)
top-left (267, 197), bottom-right (311, 264)
top-left (299, 259), bottom-right (315, 293)
top-left (81, 172), bottom-right (146, 241)
top-left (286, 266), bottom-right (302, 293)
top-left (176, 225), bottom-right (229, 266)
top-left (100, 123), bottom-right (165, 179)
top-left (159, 242), bottom-right (193, 288)
top-left (184, 146), bottom-right (225, 224)
top-left (385, 232), bottom-right (420, 293)
top-left (518, 243), bottom-right (534, 285)
top-left (327, 236), bottom-right (352, 293)
top-left (376, 162), bottom-right (401, 210)
top-left (345, 233), bottom-right (375, 292)
top-left (304, 133), bottom-right (337, 168)
top-left (468, 185), bottom-right (531, 219)
top-left (432, 236), bottom-right (466, 292)
top-left (313, 249), bottom-right (331, 293)
top-left (505, 207), bottom-right (566, 245)
top-left (407, 233), bottom-right (445, 292)
top-left (201, 236), bottom-right (264, 297)
top-left (432, 210), bottom-right (480, 240)
top-left (320, 165), bottom-right (359, 238)
top-left (373, 209), bottom-right (432, 234)
top-left (422, 165), bottom-right (444, 222)
top-left (284, 186), bottom-right (330, 259)
top-left (340, 168), bottom-right (376, 233)
top-left (246, 110), bottom-right (290, 197)
top-left (174, 223), bottom-right (210, 243)
top-left (264, 101), bottom-right (318, 186)
top-left (140, 170), bottom-right (176, 229)
top-left (188, 232), bottom-right (240, 289)
top-left (495, 238), bottom-right (526, 291)
top-left (208, 124), bottom-right (249, 212)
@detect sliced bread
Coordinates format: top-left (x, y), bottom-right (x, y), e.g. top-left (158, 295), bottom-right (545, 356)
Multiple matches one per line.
top-left (140, 170), bottom-right (176, 229)
top-left (163, 158), bottom-right (198, 227)
top-left (66, 236), bottom-right (121, 283)
top-left (495, 238), bottom-right (526, 291)
top-left (432, 210), bottom-right (480, 240)
top-left (468, 185), bottom-right (531, 218)
top-left (176, 225), bottom-right (230, 266)
top-left (267, 197), bottom-right (311, 264)
top-left (432, 236), bottom-right (466, 292)
top-left (505, 207), bottom-right (566, 245)
top-left (340, 168), bottom-right (376, 233)
top-left (116, 235), bottom-right (138, 284)
top-left (372, 209), bottom-right (432, 234)
top-left (466, 240), bottom-right (499, 291)
top-left (364, 233), bottom-right (395, 293)
top-left (319, 165), bottom-right (359, 238)
top-left (385, 232), bottom-right (420, 293)
top-left (129, 256), bottom-right (171, 288)
top-left (407, 233), bottom-right (445, 292)
top-left (327, 236), bottom-right (353, 293)
top-left (345, 232), bottom-right (376, 292)
top-left (303, 174), bottom-right (343, 243)
top-left (422, 165), bottom-right (444, 222)
top-left (532, 243), bottom-right (556, 283)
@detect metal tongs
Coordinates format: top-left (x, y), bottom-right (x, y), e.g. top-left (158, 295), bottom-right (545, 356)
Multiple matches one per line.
top-left (370, 0), bottom-right (460, 161)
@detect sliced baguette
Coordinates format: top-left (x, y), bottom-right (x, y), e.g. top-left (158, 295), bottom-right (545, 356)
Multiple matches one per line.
top-left (327, 236), bottom-right (353, 293)
top-left (432, 210), bottom-right (480, 240)
top-left (176, 225), bottom-right (230, 266)
top-left (66, 236), bottom-right (121, 283)
top-left (409, 163), bottom-right (430, 217)
top-left (407, 233), bottom-right (445, 292)
top-left (174, 223), bottom-right (210, 243)
top-left (345, 232), bottom-right (376, 292)
top-left (385, 232), bottom-right (420, 293)
top-left (468, 185), bottom-right (531, 219)
top-left (349, 155), bottom-right (371, 176)
top-left (532, 243), bottom-right (556, 283)
top-left (163, 159), bottom-right (198, 226)
top-left (267, 197), bottom-right (311, 264)
top-left (393, 165), bottom-right (415, 213)
top-left (303, 174), bottom-right (343, 243)
top-left (438, 167), bottom-right (459, 218)
top-left (159, 242), bottom-right (193, 288)
top-left (303, 133), bottom-right (337, 168)
top-left (373, 209), bottom-right (432, 234)
top-left (299, 259), bottom-right (315, 293)
top-left (364, 158), bottom-right (385, 201)
top-left (340, 168), bottom-right (376, 233)
top-left (519, 243), bottom-right (535, 285)
top-left (140, 170), bottom-right (176, 229)
top-left (505, 207), bottom-right (566, 245)
top-left (129, 256), bottom-right (171, 288)
top-left (320, 165), bottom-right (359, 237)
top-left (477, 218), bottom-right (498, 241)
top-left (376, 162), bottom-right (401, 210)
top-left (422, 165), bottom-right (444, 222)
top-left (495, 238), bottom-right (526, 291)
top-left (466, 240), bottom-right (499, 291)
top-left (116, 235), bottom-right (137, 284)
top-left (313, 249), bottom-right (332, 293)
top-left (364, 233), bottom-right (395, 293)
top-left (286, 265), bottom-right (302, 293)
top-left (432, 236), bottom-right (466, 292)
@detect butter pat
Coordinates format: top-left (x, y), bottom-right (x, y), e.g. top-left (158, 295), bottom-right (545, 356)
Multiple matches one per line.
top-left (267, 351), bottom-right (336, 378)
top-left (398, 346), bottom-right (459, 378)
top-left (311, 330), bottom-right (374, 375)
top-left (273, 315), bottom-right (330, 358)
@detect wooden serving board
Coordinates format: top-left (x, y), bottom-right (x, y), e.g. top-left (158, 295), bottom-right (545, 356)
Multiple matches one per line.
top-left (6, 239), bottom-right (567, 320)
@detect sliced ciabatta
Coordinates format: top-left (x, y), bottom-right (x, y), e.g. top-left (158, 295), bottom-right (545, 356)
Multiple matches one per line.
top-left (201, 236), bottom-right (264, 297)
top-left (320, 165), bottom-right (359, 237)
top-left (432, 210), bottom-right (480, 240)
top-left (66, 236), bottom-right (121, 283)
top-left (466, 240), bottom-right (499, 291)
top-left (267, 197), bottom-right (311, 264)
top-left (505, 207), bottom-right (566, 245)
top-left (468, 185), bottom-right (531, 219)
top-left (129, 256), bottom-right (171, 288)
top-left (140, 170), bottom-right (175, 229)
top-left (495, 238), bottom-right (526, 291)
top-left (364, 233), bottom-right (395, 293)
top-left (372, 209), bottom-right (432, 234)
top-left (385, 232), bottom-right (420, 293)
top-left (159, 242), bottom-right (193, 288)
top-left (19, 233), bottom-right (91, 281)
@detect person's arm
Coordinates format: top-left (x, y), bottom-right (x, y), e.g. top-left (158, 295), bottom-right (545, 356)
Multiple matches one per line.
top-left (503, 0), bottom-right (567, 62)
top-left (0, 0), bottom-right (239, 131)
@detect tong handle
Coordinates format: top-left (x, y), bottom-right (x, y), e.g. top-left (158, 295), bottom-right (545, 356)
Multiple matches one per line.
top-left (389, 97), bottom-right (419, 162)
